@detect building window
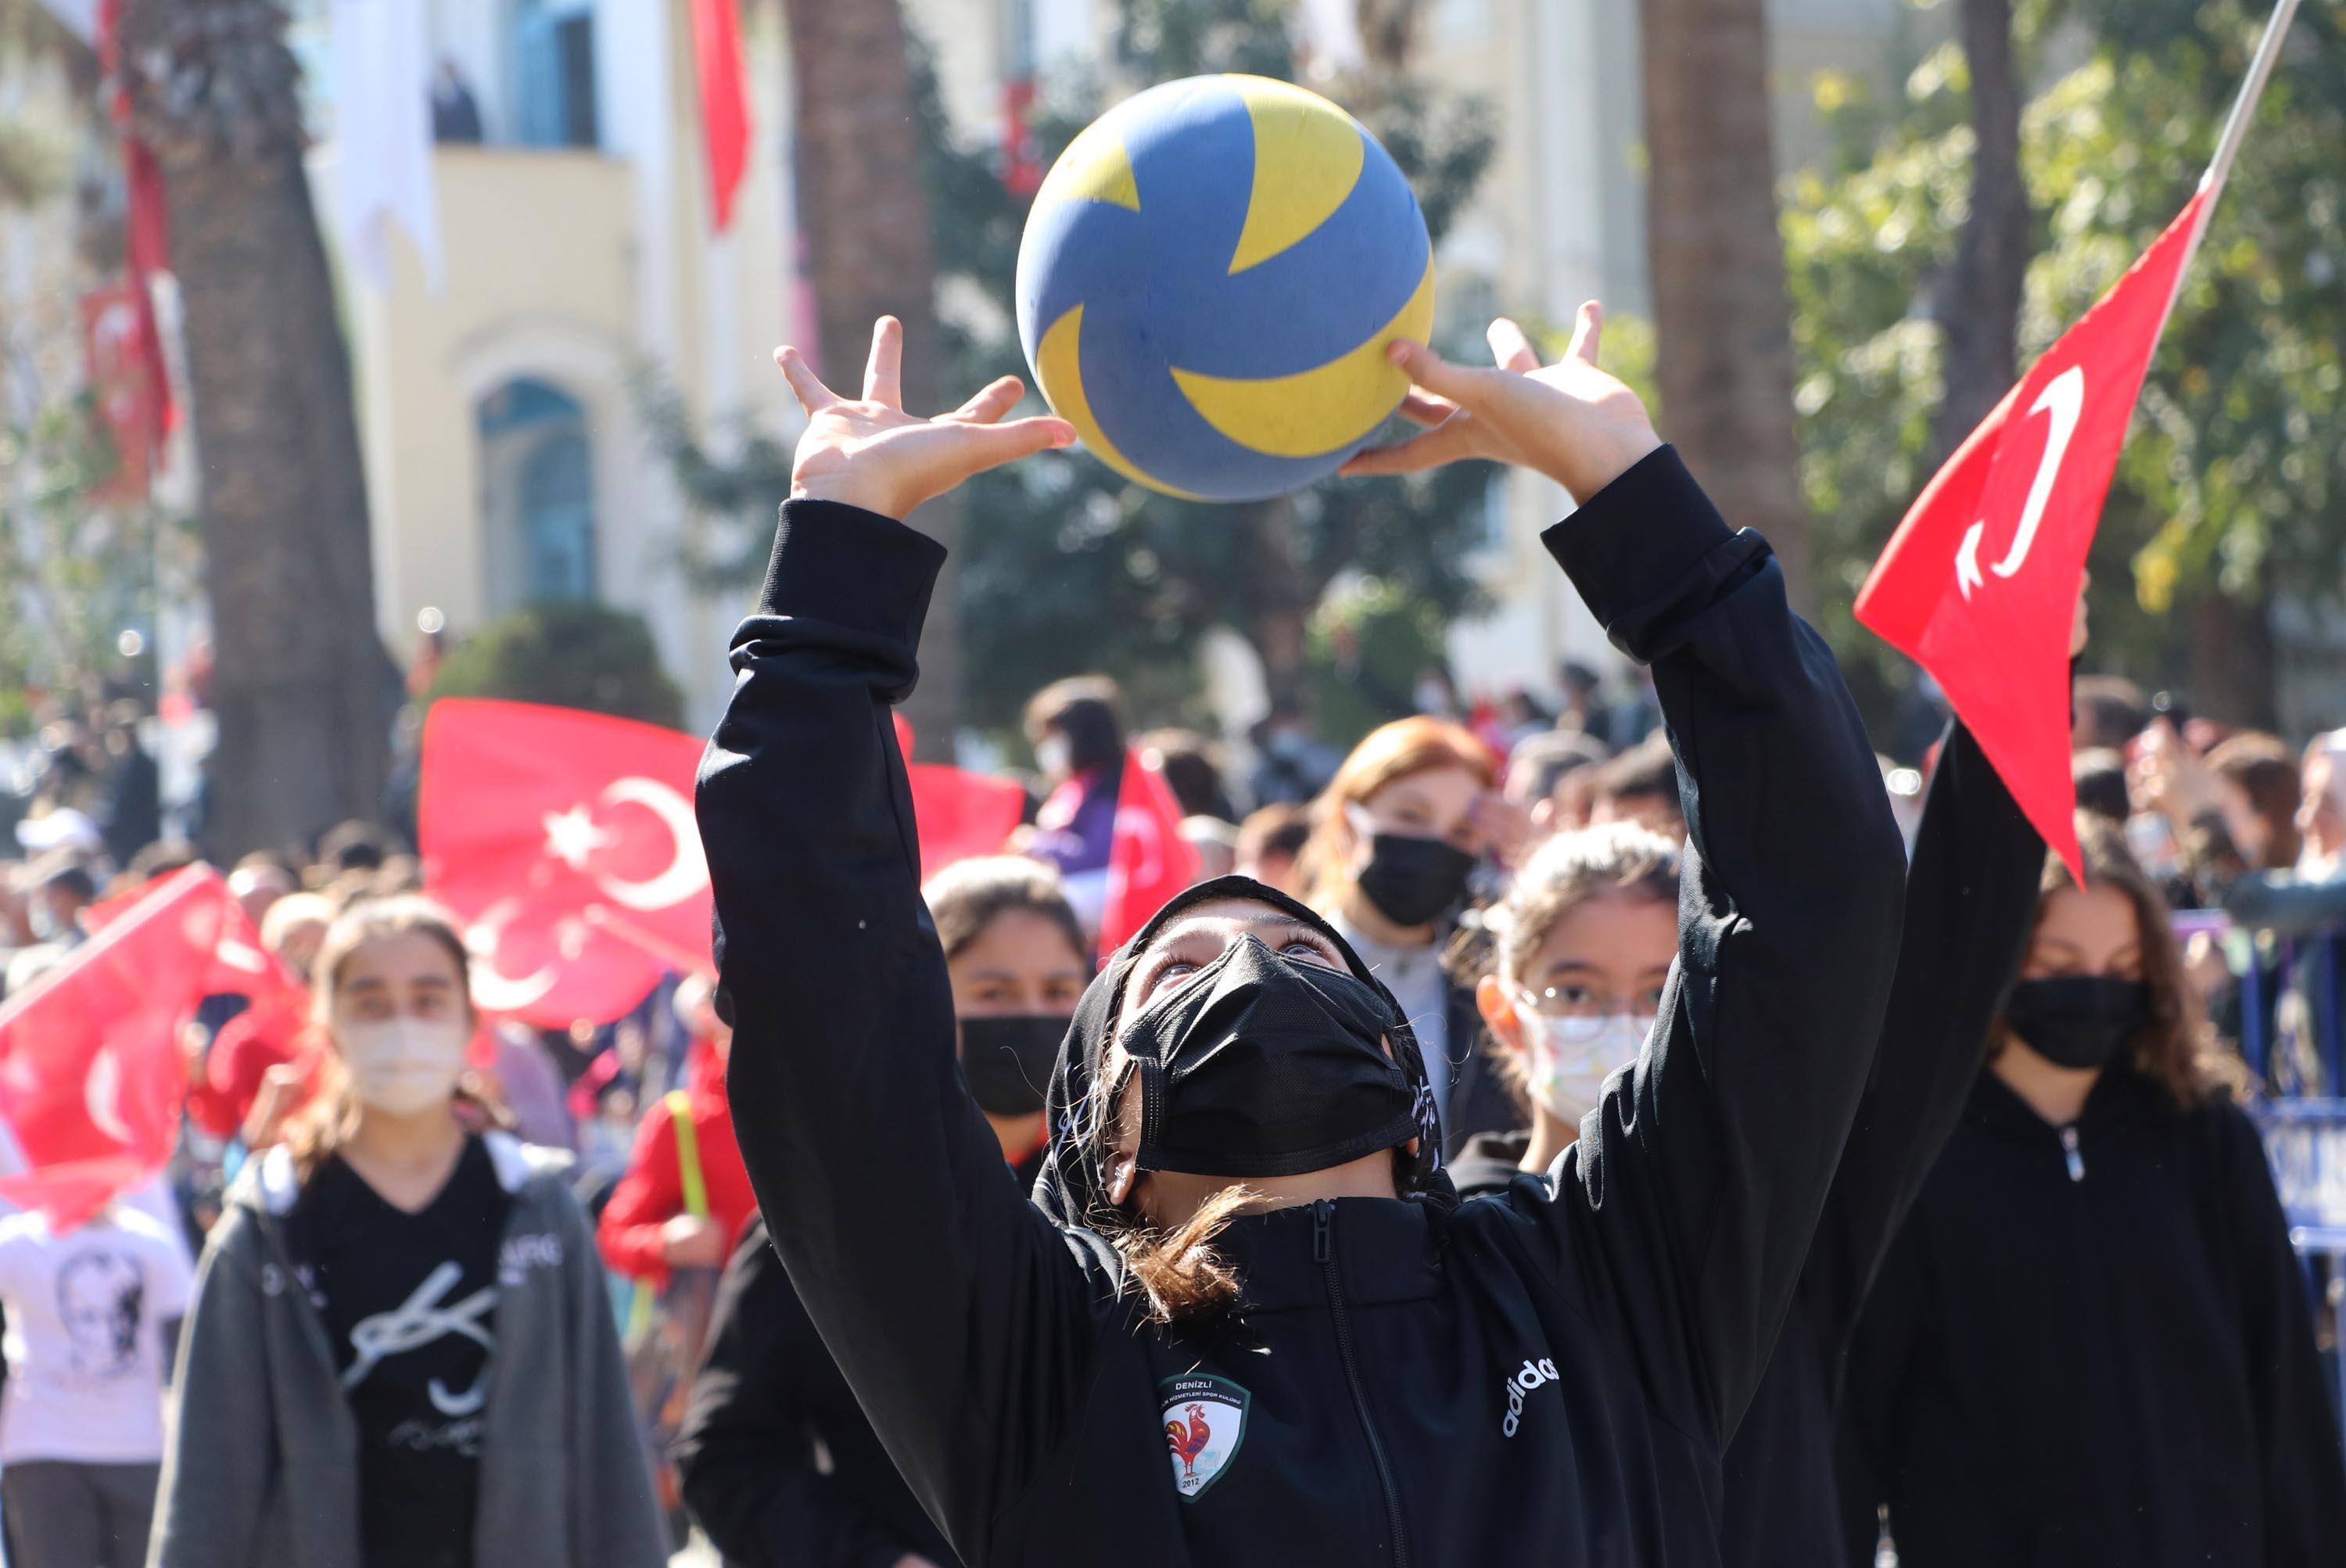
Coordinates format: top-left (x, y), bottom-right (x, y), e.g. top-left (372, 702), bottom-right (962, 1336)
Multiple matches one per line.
top-left (512, 0), bottom-right (600, 149)
top-left (479, 378), bottom-right (597, 608)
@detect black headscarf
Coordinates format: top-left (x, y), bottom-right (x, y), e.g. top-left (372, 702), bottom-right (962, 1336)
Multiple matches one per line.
top-left (1031, 875), bottom-right (1455, 1255)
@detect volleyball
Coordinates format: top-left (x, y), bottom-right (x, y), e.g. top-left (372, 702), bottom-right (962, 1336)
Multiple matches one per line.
top-left (1014, 74), bottom-right (1436, 503)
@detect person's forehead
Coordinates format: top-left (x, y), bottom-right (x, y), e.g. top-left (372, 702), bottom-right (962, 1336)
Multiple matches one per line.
top-left (1144, 898), bottom-right (1307, 945)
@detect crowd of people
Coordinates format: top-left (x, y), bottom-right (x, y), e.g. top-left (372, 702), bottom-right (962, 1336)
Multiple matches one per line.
top-left (0, 304), bottom-right (2339, 1566)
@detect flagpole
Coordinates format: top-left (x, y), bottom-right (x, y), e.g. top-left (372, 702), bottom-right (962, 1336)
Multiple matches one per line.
top-left (2164, 0), bottom-right (2301, 329)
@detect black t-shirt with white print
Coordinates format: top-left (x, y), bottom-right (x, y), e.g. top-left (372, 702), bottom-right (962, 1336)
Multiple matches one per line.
top-left (284, 1134), bottom-right (511, 1568)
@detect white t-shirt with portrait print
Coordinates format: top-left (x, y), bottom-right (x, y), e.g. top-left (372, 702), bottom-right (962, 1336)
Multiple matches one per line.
top-left (0, 1205), bottom-right (194, 1465)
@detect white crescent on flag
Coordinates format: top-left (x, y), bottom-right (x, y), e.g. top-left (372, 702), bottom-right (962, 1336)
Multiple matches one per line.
top-left (592, 777), bottom-right (710, 913)
top-left (466, 899), bottom-right (560, 1014)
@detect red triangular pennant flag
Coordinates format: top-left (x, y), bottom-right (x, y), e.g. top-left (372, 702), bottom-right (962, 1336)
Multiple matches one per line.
top-left (1098, 751), bottom-right (1203, 954)
top-left (1856, 189), bottom-right (2211, 879)
top-left (420, 700), bottom-right (712, 1027)
top-left (0, 865), bottom-right (229, 1227)
top-left (689, 0), bottom-right (752, 231)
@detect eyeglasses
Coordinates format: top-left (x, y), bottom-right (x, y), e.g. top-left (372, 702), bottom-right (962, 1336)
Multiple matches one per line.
top-left (1513, 985), bottom-right (1664, 1023)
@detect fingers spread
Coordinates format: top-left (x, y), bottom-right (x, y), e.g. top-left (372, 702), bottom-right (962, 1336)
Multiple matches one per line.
top-left (773, 346), bottom-right (839, 414)
top-left (1486, 318), bottom-right (1541, 374)
top-left (1565, 301), bottom-right (1605, 367)
top-left (945, 375), bottom-right (1028, 426)
top-left (863, 316), bottom-right (905, 407)
top-left (1386, 339), bottom-right (1482, 406)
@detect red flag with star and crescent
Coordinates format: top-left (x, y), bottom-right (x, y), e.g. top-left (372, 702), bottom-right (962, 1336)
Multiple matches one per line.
top-left (0, 866), bottom-right (244, 1227)
top-left (1098, 749), bottom-right (1203, 954)
top-left (420, 700), bottom-right (713, 1028)
top-left (1856, 188), bottom-right (2211, 880)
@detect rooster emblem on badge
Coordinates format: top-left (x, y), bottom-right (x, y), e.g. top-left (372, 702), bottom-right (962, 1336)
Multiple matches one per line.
top-left (1165, 1402), bottom-right (1213, 1484)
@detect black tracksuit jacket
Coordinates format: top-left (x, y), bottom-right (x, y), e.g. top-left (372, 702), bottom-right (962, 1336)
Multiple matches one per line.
top-left (697, 447), bottom-right (1909, 1566)
top-left (1455, 721), bottom-right (2044, 1567)
top-left (1841, 1060), bottom-right (2346, 1564)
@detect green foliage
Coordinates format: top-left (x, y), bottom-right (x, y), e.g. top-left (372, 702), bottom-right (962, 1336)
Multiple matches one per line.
top-left (425, 601), bottom-right (686, 730)
top-left (0, 395), bottom-right (192, 737)
top-left (1785, 2), bottom-right (2346, 717)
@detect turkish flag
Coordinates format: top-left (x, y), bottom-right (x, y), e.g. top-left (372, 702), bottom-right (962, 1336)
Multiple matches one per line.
top-left (420, 701), bottom-right (713, 1028)
top-left (891, 715), bottom-right (1028, 881)
top-left (688, 0), bottom-right (751, 231)
top-left (1856, 189), bottom-right (2211, 878)
top-left (1098, 751), bottom-right (1203, 954)
top-left (0, 866), bottom-right (230, 1227)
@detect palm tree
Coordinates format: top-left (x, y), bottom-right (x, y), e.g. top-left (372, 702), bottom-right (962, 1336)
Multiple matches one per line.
top-left (1931, 0), bottom-right (2029, 461)
top-left (1639, 0), bottom-right (1814, 611)
top-left (118, 0), bottom-right (396, 856)
top-left (780, 0), bottom-right (960, 756)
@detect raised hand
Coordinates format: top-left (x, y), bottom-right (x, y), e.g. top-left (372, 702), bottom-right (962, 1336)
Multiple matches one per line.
top-left (1342, 302), bottom-right (1661, 505)
top-left (780, 317), bottom-right (1076, 522)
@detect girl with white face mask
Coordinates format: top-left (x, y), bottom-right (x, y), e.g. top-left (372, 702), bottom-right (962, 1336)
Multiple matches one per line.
top-left (154, 895), bottom-right (665, 1568)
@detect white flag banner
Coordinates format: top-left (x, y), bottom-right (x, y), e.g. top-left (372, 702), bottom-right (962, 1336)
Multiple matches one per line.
top-left (34, 0), bottom-right (98, 46)
top-left (331, 0), bottom-right (444, 294)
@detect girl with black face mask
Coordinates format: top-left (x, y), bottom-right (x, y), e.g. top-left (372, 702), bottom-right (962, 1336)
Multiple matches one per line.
top-left (677, 859), bottom-right (1088, 1568)
top-left (1841, 816), bottom-right (2346, 1564)
top-left (700, 308), bottom-right (1909, 1567)
top-left (1293, 717), bottom-right (1512, 1156)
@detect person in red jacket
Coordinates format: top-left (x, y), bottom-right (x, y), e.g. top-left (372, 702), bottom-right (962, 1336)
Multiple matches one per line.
top-left (596, 975), bottom-right (758, 1286)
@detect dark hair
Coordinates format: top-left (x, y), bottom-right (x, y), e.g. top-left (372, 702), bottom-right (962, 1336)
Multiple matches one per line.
top-left (1508, 730), bottom-right (1611, 807)
top-left (1135, 728), bottom-right (1234, 822)
top-left (2006, 815), bottom-right (2226, 1109)
top-left (2206, 732), bottom-right (2303, 870)
top-left (1559, 661), bottom-right (1602, 700)
top-left (1235, 802), bottom-right (1311, 869)
top-left (922, 856), bottom-right (1088, 968)
top-left (2072, 676), bottom-right (2150, 752)
top-left (121, 840), bottom-right (199, 888)
top-left (1024, 676), bottom-right (1125, 776)
top-left (34, 859), bottom-right (98, 902)
top-left (1590, 734), bottom-right (1677, 810)
top-left (317, 820), bottom-right (398, 874)
top-left (2069, 748), bottom-right (2131, 827)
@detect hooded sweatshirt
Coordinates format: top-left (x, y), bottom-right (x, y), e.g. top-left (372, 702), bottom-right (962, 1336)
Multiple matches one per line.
top-left (698, 446), bottom-right (1909, 1567)
top-left (1840, 1063), bottom-right (2346, 1564)
top-left (149, 1133), bottom-right (667, 1568)
top-left (1454, 723), bottom-right (2043, 1567)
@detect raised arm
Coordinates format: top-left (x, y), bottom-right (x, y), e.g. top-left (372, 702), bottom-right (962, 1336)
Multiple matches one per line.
top-left (1357, 305), bottom-right (1907, 1441)
top-left (696, 322), bottom-right (1091, 1563)
top-left (1799, 722), bottom-right (2043, 1351)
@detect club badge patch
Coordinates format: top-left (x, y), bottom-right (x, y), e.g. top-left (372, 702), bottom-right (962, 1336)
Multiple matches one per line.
top-left (1160, 1372), bottom-right (1249, 1500)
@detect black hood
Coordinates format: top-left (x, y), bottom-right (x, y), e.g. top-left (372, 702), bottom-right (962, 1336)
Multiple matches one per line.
top-left (1031, 875), bottom-right (1455, 1250)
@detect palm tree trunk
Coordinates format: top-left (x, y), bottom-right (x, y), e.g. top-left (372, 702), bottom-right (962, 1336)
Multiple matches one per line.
top-left (781, 0), bottom-right (959, 757)
top-left (120, 0), bottom-right (395, 858)
top-left (1640, 0), bottom-right (1815, 612)
top-left (1930, 0), bottom-right (2029, 462)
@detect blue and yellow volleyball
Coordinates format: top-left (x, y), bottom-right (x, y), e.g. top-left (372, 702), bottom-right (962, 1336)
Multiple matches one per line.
top-left (1014, 75), bottom-right (1435, 503)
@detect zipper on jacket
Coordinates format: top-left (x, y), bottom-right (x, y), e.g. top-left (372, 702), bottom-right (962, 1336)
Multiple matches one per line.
top-left (2060, 1125), bottom-right (2086, 1182)
top-left (1315, 1200), bottom-right (1410, 1568)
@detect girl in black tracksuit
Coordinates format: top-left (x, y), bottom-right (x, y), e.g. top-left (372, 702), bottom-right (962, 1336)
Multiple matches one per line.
top-left (697, 435), bottom-right (1908, 1564)
top-left (1840, 816), bottom-right (2346, 1565)
top-left (1453, 720), bottom-right (2044, 1567)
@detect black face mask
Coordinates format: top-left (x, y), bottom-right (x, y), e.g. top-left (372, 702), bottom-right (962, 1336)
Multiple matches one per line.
top-left (1116, 935), bottom-right (1418, 1179)
top-left (961, 1015), bottom-right (1068, 1118)
top-left (1355, 834), bottom-right (1476, 928)
top-left (2003, 977), bottom-right (2152, 1071)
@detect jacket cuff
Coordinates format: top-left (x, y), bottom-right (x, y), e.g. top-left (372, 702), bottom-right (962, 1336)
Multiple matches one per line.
top-left (1539, 445), bottom-right (1744, 652)
top-left (752, 499), bottom-right (948, 651)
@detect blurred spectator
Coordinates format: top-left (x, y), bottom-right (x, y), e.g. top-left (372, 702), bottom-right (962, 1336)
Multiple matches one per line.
top-left (1506, 730), bottom-right (1611, 838)
top-left (430, 56), bottom-right (484, 143)
top-left (1248, 698), bottom-right (1340, 807)
top-left (96, 704), bottom-right (160, 870)
top-left (259, 891), bottom-right (336, 985)
top-left (596, 974), bottom-right (754, 1289)
top-left (314, 820), bottom-right (397, 881)
top-left (1587, 734), bottom-right (1684, 840)
top-left (1555, 660), bottom-right (1613, 748)
top-left (1413, 666), bottom-right (1459, 718)
top-left (479, 1021), bottom-right (575, 1152)
top-left (226, 855), bottom-right (296, 929)
top-left (1022, 676), bottom-right (1125, 938)
top-left (1233, 802), bottom-right (1311, 896)
top-left (13, 806), bottom-right (102, 860)
top-left (1180, 816), bottom-right (1237, 881)
top-left (115, 841), bottom-right (199, 895)
top-left (1298, 716), bottom-right (1512, 1151)
top-left (2071, 748), bottom-right (2133, 827)
top-left (1496, 688), bottom-right (1553, 749)
top-left (24, 857), bottom-right (96, 949)
top-left (1606, 666), bottom-right (1664, 751)
top-left (0, 1201), bottom-right (193, 1568)
top-left (2072, 674), bottom-right (2150, 752)
top-left (2298, 729), bottom-right (2346, 878)
top-left (1135, 727), bottom-right (1237, 822)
